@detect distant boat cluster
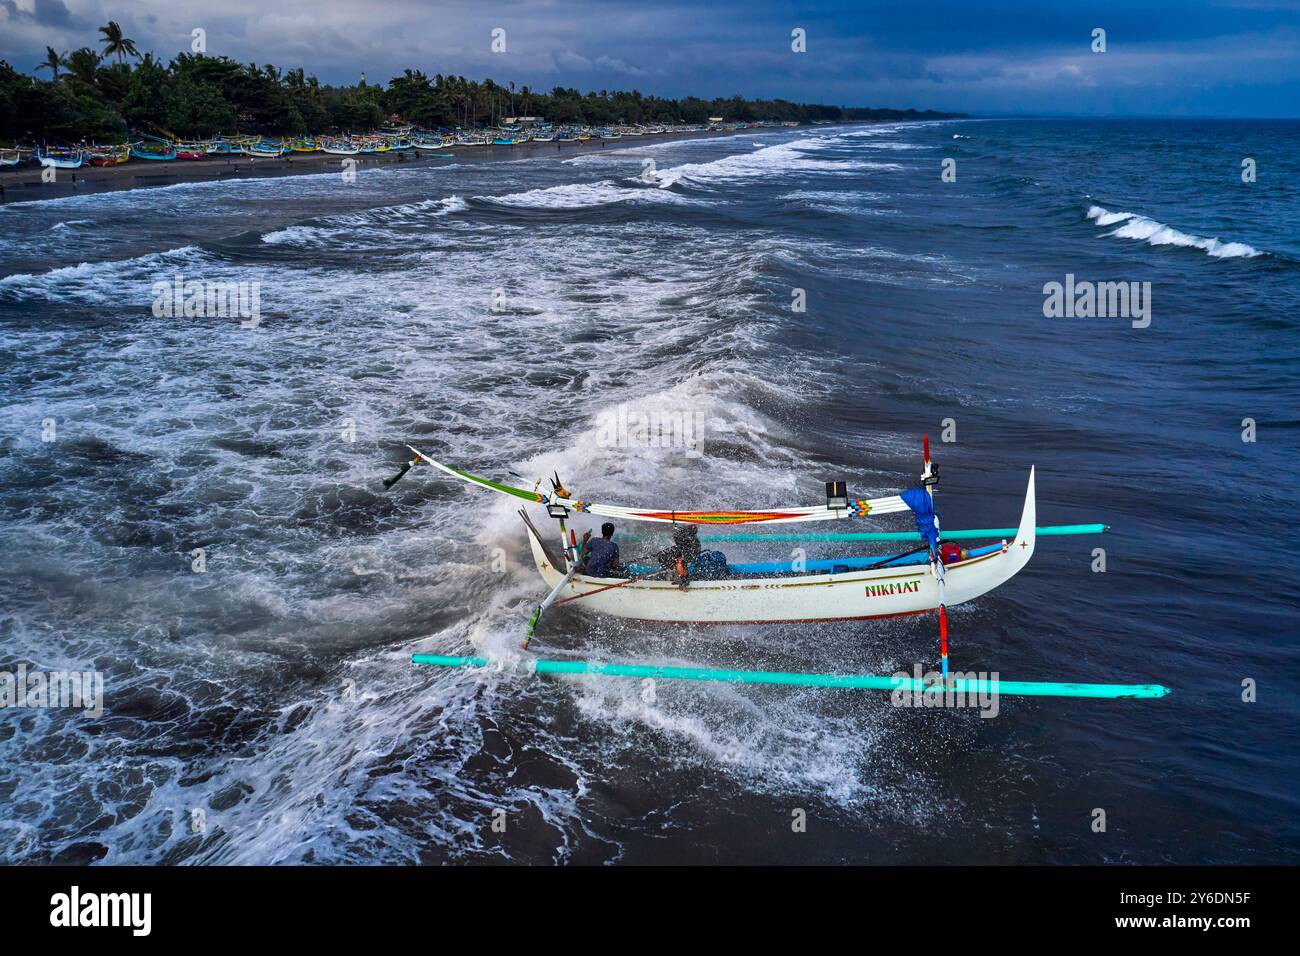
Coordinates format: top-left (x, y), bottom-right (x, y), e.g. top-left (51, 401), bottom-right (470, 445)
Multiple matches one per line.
top-left (2, 119), bottom-right (799, 170)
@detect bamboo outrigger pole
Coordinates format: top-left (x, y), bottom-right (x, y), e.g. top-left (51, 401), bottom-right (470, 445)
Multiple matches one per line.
top-left (523, 559), bottom-right (581, 650)
top-left (411, 655), bottom-right (1171, 700)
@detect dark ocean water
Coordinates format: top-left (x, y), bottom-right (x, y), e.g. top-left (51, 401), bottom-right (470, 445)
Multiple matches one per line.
top-left (0, 119), bottom-right (1296, 864)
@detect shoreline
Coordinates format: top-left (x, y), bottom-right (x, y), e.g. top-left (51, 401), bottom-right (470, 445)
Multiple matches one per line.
top-left (0, 127), bottom-right (771, 204)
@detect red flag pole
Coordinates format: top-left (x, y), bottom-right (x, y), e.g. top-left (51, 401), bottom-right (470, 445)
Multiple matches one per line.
top-left (939, 604), bottom-right (949, 677)
top-left (922, 435), bottom-right (948, 680)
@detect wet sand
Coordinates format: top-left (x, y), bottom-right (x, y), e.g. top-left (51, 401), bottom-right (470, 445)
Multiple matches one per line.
top-left (0, 128), bottom-right (755, 204)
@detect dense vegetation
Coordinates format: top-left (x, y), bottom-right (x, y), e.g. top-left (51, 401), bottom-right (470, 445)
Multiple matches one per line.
top-left (0, 21), bottom-right (963, 142)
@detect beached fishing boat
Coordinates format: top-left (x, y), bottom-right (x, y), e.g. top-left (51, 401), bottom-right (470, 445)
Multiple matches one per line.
top-left (321, 139), bottom-right (360, 155)
top-left (130, 141), bottom-right (177, 161)
top-left (241, 139), bottom-right (287, 157)
top-left (290, 138), bottom-right (321, 153)
top-left (36, 146), bottom-right (86, 168)
top-left (174, 142), bottom-right (208, 160)
top-left (87, 144), bottom-right (129, 166)
top-left (1, 147), bottom-right (26, 166)
top-left (130, 132), bottom-right (181, 161)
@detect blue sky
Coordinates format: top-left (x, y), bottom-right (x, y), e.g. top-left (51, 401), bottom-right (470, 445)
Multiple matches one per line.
top-left (3, 0), bottom-right (1298, 116)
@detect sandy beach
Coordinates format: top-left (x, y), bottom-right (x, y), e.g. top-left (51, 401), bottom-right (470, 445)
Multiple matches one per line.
top-left (0, 128), bottom-right (752, 204)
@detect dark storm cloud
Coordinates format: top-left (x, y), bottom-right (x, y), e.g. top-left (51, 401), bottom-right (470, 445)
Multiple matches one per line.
top-left (2, 0), bottom-right (73, 25)
top-left (1, 0), bottom-right (1297, 116)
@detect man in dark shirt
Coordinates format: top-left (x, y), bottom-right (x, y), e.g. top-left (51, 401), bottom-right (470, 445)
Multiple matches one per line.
top-left (580, 522), bottom-right (626, 577)
top-left (653, 523), bottom-right (701, 587)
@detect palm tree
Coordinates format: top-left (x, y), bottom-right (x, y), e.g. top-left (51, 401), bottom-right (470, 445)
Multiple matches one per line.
top-left (65, 48), bottom-right (102, 90)
top-left (98, 21), bottom-right (140, 64)
top-left (35, 46), bottom-right (65, 81)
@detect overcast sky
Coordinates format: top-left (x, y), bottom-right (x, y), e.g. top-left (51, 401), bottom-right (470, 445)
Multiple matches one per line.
top-left (3, 0), bottom-right (1298, 116)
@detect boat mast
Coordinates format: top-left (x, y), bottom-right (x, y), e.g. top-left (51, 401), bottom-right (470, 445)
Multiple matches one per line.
top-left (548, 472), bottom-right (574, 571)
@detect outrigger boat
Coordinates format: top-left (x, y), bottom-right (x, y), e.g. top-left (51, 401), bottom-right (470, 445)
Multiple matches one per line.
top-left (392, 437), bottom-right (1032, 626)
top-left (130, 140), bottom-right (176, 161)
top-left (391, 438), bottom-right (1170, 700)
top-left (241, 139), bottom-right (287, 157)
top-left (36, 146), bottom-right (86, 168)
top-left (86, 144), bottom-right (129, 166)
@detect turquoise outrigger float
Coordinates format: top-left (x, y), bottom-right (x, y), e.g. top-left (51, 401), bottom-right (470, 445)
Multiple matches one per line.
top-left (394, 436), bottom-right (1170, 703)
top-left (412, 655), bottom-right (1171, 700)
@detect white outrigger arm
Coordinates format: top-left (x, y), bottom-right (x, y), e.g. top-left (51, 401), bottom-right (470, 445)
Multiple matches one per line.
top-left (386, 445), bottom-right (913, 525)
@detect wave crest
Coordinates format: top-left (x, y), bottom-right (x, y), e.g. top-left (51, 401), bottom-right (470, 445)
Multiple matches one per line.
top-left (1086, 205), bottom-right (1263, 259)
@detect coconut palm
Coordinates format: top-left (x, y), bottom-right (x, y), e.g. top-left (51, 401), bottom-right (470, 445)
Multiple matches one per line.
top-left (64, 48), bottom-right (103, 91)
top-left (35, 46), bottom-right (65, 80)
top-left (98, 21), bottom-right (140, 64)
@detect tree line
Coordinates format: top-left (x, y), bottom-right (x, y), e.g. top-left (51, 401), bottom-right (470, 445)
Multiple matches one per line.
top-left (0, 21), bottom-right (963, 142)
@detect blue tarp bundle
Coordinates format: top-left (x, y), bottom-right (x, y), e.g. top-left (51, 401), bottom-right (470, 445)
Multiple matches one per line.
top-left (900, 487), bottom-right (940, 553)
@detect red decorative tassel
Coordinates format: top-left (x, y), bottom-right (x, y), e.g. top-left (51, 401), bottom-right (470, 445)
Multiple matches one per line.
top-left (939, 604), bottom-right (948, 658)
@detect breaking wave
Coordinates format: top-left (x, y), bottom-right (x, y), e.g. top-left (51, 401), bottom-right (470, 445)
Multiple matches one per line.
top-left (651, 139), bottom-right (889, 189)
top-left (1086, 205), bottom-right (1263, 259)
top-left (474, 179), bottom-right (702, 210)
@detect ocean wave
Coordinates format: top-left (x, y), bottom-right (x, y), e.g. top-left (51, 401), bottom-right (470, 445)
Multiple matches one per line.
top-left (779, 189), bottom-right (897, 216)
top-left (650, 140), bottom-right (889, 189)
top-left (0, 245), bottom-right (207, 301)
top-left (1086, 205), bottom-right (1263, 259)
top-left (474, 179), bottom-right (701, 210)
top-left (0, 163), bottom-right (468, 235)
top-left (259, 196), bottom-right (469, 245)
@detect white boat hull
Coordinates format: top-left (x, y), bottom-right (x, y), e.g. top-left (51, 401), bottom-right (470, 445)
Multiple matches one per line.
top-left (526, 469), bottom-right (1037, 623)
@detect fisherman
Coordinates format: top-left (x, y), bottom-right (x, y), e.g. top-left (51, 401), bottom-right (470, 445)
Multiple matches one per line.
top-left (654, 523), bottom-right (701, 587)
top-left (579, 522), bottom-right (627, 578)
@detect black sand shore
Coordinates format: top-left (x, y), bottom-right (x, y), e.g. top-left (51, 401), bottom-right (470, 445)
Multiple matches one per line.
top-left (0, 127), bottom-right (760, 204)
